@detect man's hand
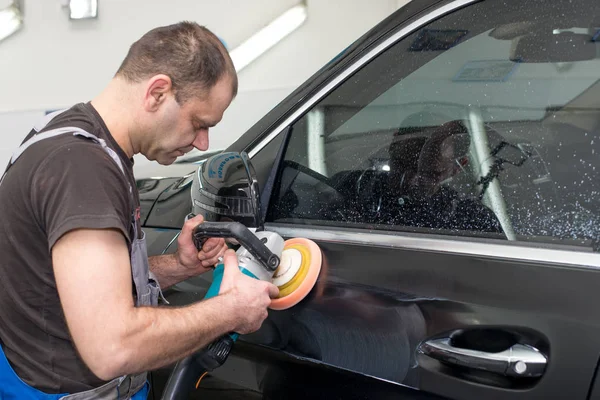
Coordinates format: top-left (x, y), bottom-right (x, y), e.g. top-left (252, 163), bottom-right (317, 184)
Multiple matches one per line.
top-left (176, 214), bottom-right (228, 273)
top-left (147, 214), bottom-right (229, 289)
top-left (219, 249), bottom-right (280, 334)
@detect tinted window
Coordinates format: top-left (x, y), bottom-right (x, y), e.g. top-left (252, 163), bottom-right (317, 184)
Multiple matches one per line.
top-left (267, 0), bottom-right (600, 249)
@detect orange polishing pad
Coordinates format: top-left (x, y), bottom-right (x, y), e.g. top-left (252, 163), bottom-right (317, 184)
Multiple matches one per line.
top-left (269, 238), bottom-right (322, 310)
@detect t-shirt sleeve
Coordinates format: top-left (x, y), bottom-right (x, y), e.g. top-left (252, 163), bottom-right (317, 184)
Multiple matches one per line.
top-left (30, 141), bottom-right (132, 250)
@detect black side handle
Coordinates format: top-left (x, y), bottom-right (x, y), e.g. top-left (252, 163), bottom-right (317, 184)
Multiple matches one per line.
top-left (192, 221), bottom-right (279, 271)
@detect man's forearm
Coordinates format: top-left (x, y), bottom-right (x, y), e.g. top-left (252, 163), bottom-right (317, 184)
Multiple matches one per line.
top-left (115, 294), bottom-right (236, 377)
top-left (149, 232), bottom-right (227, 289)
top-left (148, 254), bottom-right (211, 289)
top-left (148, 254), bottom-right (188, 289)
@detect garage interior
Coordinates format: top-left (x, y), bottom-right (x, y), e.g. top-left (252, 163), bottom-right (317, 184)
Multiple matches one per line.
top-left (0, 0), bottom-right (409, 175)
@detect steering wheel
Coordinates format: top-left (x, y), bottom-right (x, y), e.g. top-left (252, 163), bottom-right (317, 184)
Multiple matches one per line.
top-left (273, 160), bottom-right (352, 222)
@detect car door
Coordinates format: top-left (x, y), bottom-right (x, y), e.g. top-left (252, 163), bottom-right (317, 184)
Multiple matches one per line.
top-left (148, 0), bottom-right (600, 398)
top-left (240, 0), bottom-right (600, 398)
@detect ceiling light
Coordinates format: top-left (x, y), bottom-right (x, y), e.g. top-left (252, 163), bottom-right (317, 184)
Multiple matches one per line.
top-left (0, 2), bottom-right (23, 43)
top-left (230, 3), bottom-right (307, 72)
top-left (69, 0), bottom-right (98, 19)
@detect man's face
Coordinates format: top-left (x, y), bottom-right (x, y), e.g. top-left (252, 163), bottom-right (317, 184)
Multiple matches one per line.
top-left (146, 76), bottom-right (234, 165)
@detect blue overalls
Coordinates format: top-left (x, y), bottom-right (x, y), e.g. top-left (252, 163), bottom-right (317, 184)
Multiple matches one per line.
top-left (0, 109), bottom-right (165, 399)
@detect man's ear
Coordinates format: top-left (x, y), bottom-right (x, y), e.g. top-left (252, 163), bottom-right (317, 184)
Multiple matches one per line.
top-left (144, 75), bottom-right (173, 112)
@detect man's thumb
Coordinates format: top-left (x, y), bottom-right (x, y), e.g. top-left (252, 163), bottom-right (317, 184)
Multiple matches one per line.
top-left (219, 249), bottom-right (239, 293)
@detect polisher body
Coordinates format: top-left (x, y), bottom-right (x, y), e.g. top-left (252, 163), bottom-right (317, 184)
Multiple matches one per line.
top-left (203, 230), bottom-right (284, 341)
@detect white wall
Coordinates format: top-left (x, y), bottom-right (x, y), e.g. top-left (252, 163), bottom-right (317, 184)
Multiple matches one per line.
top-left (0, 0), bottom-right (406, 169)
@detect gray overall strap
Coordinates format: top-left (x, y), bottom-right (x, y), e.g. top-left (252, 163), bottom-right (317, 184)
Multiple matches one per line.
top-left (0, 109), bottom-right (125, 185)
top-left (3, 112), bottom-right (159, 399)
top-left (9, 127), bottom-right (125, 176)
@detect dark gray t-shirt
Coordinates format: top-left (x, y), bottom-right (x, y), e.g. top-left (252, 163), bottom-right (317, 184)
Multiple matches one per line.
top-left (0, 102), bottom-right (139, 393)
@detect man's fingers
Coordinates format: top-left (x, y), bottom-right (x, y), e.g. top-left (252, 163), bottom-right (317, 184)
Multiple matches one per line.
top-left (201, 252), bottom-right (225, 267)
top-left (198, 250), bottom-right (220, 262)
top-left (197, 238), bottom-right (223, 258)
top-left (182, 214), bottom-right (204, 238)
top-left (201, 237), bottom-right (221, 252)
top-left (198, 240), bottom-right (226, 267)
top-left (201, 243), bottom-right (229, 267)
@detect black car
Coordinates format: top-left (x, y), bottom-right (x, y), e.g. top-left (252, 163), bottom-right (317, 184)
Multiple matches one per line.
top-left (137, 0), bottom-right (600, 398)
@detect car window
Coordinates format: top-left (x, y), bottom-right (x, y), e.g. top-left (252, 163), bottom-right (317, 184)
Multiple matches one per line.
top-left (266, 0), bottom-right (600, 249)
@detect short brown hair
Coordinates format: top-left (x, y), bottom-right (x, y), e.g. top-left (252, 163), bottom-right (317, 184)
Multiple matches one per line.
top-left (116, 21), bottom-right (238, 103)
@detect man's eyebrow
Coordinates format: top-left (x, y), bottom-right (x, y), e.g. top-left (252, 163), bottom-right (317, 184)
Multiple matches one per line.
top-left (193, 116), bottom-right (217, 127)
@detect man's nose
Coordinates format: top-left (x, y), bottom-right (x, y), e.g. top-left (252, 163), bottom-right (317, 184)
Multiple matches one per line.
top-left (193, 130), bottom-right (209, 151)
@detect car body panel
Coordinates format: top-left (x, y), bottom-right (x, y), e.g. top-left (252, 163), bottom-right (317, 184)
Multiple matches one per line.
top-left (144, 176), bottom-right (194, 229)
top-left (145, 223), bottom-right (600, 399)
top-left (138, 177), bottom-right (183, 226)
top-left (138, 0), bottom-right (600, 398)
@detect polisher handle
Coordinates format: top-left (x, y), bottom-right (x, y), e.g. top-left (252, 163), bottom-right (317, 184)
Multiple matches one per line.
top-left (160, 264), bottom-right (257, 399)
top-left (192, 221), bottom-right (279, 271)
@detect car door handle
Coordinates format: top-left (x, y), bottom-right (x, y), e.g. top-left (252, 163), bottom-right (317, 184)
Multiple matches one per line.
top-left (418, 338), bottom-right (547, 378)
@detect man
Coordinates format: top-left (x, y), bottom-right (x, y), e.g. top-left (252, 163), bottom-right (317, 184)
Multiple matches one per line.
top-left (0, 21), bottom-right (279, 399)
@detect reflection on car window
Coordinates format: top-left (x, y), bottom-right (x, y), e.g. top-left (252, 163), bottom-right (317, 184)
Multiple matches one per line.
top-left (267, 0), bottom-right (600, 249)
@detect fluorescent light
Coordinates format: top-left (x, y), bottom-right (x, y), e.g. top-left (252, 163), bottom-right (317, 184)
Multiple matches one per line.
top-left (0, 3), bottom-right (22, 42)
top-left (230, 3), bottom-right (307, 72)
top-left (69, 0), bottom-right (98, 19)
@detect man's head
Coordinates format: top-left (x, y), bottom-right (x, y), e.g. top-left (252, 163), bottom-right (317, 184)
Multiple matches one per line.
top-left (114, 21), bottom-right (237, 165)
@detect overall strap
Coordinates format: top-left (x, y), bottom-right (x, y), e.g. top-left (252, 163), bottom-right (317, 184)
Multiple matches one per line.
top-left (0, 111), bottom-right (151, 399)
top-left (9, 127), bottom-right (125, 176)
top-left (1, 109), bottom-right (127, 185)
top-left (2, 107), bottom-right (129, 194)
